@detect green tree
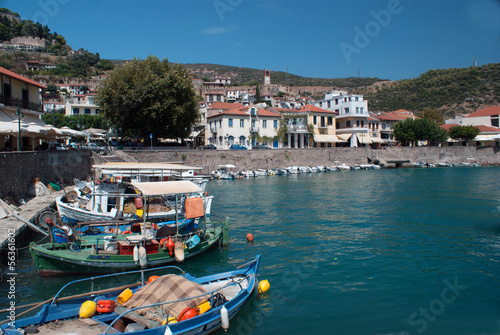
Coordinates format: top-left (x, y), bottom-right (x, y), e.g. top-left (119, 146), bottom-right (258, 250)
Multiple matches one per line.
top-left (97, 56), bottom-right (199, 144)
top-left (393, 118), bottom-right (447, 146)
top-left (255, 85), bottom-right (261, 103)
top-left (449, 125), bottom-right (481, 142)
top-left (95, 59), bottom-right (115, 71)
top-left (418, 107), bottom-right (444, 126)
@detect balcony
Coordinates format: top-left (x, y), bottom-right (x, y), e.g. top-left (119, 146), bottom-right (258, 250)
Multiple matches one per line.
top-left (0, 94), bottom-right (44, 112)
top-left (250, 126), bottom-right (259, 133)
top-left (210, 127), bottom-right (217, 134)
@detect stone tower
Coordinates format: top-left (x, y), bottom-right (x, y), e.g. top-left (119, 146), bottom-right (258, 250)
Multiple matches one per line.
top-left (264, 69), bottom-right (271, 85)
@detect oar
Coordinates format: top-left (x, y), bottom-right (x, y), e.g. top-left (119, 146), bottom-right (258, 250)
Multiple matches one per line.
top-left (0, 281), bottom-right (140, 323)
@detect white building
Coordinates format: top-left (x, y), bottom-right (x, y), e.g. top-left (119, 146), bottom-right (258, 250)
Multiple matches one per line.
top-left (206, 105), bottom-right (281, 149)
top-left (314, 91), bottom-right (370, 147)
top-left (462, 106), bottom-right (500, 128)
top-left (65, 94), bottom-right (100, 116)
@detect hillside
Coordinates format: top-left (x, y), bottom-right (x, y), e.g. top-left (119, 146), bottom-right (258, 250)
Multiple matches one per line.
top-left (182, 63), bottom-right (385, 88)
top-left (358, 63), bottom-right (500, 116)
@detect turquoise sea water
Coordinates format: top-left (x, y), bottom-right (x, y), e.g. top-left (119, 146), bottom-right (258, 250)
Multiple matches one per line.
top-left (2, 167), bottom-right (500, 334)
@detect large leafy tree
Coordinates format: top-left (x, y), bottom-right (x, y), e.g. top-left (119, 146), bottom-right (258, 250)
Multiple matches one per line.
top-left (97, 56), bottom-right (199, 143)
top-left (449, 125), bottom-right (481, 142)
top-left (393, 118), bottom-right (448, 146)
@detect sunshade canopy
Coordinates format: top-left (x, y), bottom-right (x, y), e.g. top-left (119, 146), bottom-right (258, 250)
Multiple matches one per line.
top-left (131, 180), bottom-right (202, 196)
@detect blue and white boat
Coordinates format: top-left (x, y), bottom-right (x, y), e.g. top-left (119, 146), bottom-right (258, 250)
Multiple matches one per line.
top-left (1, 256), bottom-right (262, 334)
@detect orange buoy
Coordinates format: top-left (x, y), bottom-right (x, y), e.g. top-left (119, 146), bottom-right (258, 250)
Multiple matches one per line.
top-left (178, 307), bottom-right (198, 321)
top-left (160, 238), bottom-right (167, 247)
top-left (122, 230), bottom-right (131, 234)
top-left (246, 233), bottom-right (254, 242)
top-left (166, 236), bottom-right (175, 256)
top-left (148, 275), bottom-right (159, 284)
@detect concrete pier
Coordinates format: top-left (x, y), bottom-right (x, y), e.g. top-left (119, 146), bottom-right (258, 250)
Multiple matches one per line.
top-left (0, 188), bottom-right (69, 265)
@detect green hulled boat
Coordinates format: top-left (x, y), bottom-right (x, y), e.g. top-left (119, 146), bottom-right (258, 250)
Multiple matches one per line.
top-left (30, 221), bottom-right (228, 276)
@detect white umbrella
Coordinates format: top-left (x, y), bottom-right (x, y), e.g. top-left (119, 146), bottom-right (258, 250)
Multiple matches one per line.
top-left (61, 126), bottom-right (86, 137)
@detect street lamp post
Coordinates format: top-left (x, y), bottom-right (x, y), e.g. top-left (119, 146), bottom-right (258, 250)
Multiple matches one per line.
top-left (15, 104), bottom-right (23, 152)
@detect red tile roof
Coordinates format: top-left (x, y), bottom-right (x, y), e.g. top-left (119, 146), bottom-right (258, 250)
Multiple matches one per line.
top-left (440, 124), bottom-right (500, 133)
top-left (207, 108), bottom-right (248, 118)
top-left (208, 102), bottom-right (244, 110)
top-left (257, 108), bottom-right (281, 117)
top-left (301, 105), bottom-right (337, 114)
top-left (0, 66), bottom-right (45, 89)
top-left (464, 106), bottom-right (500, 118)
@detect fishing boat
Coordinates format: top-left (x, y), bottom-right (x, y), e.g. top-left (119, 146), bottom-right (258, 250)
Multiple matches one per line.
top-left (0, 256), bottom-right (261, 335)
top-left (211, 164), bottom-right (237, 180)
top-left (30, 219), bottom-right (227, 276)
top-left (56, 180), bottom-right (213, 224)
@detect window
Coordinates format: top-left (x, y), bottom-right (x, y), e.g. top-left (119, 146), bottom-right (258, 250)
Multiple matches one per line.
top-left (85, 108), bottom-right (91, 114)
top-left (344, 108), bottom-right (349, 114)
top-left (356, 107), bottom-right (360, 114)
top-left (219, 120), bottom-right (222, 127)
top-left (335, 99), bottom-right (339, 105)
top-left (356, 120), bottom-right (360, 127)
top-left (327, 101), bottom-right (331, 108)
top-left (251, 119), bottom-right (256, 127)
top-left (239, 136), bottom-right (245, 145)
top-left (336, 122), bottom-right (340, 129)
top-left (73, 108), bottom-right (80, 115)
top-left (319, 102), bottom-right (323, 107)
top-left (361, 120), bottom-right (364, 127)
top-left (274, 120), bottom-right (278, 128)
top-left (263, 120), bottom-right (267, 128)
top-left (321, 116), bottom-right (325, 127)
top-left (346, 120), bottom-right (351, 127)
top-left (360, 107), bottom-right (364, 113)
top-left (328, 116), bottom-right (333, 125)
top-left (313, 115), bottom-right (317, 125)
top-left (228, 118), bottom-right (233, 127)
top-left (240, 119), bottom-right (244, 127)
top-left (491, 116), bottom-right (499, 128)
top-left (250, 108), bottom-right (256, 116)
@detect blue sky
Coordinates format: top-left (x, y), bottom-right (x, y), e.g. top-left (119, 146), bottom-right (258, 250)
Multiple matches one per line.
top-left (4, 0), bottom-right (500, 80)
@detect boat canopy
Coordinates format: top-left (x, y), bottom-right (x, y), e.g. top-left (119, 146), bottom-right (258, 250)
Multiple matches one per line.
top-left (131, 181), bottom-right (203, 196)
top-left (93, 163), bottom-right (205, 171)
top-left (219, 164), bottom-right (236, 168)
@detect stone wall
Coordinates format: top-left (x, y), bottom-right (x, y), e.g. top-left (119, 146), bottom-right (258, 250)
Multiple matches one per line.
top-left (123, 146), bottom-right (500, 173)
top-left (0, 150), bottom-right (93, 200)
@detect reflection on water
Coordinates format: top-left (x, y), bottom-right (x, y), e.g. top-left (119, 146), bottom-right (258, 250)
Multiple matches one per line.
top-left (2, 167), bottom-right (500, 334)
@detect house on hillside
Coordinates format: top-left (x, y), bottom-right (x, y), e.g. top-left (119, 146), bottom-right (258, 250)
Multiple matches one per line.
top-left (65, 94), bottom-right (100, 116)
top-left (0, 66), bottom-right (46, 151)
top-left (369, 110), bottom-right (417, 146)
top-left (206, 105), bottom-right (281, 149)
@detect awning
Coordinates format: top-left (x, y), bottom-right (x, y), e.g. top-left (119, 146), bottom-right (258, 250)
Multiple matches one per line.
top-left (94, 163), bottom-right (205, 171)
top-left (370, 137), bottom-right (384, 143)
top-left (474, 135), bottom-right (498, 141)
top-left (356, 133), bottom-right (373, 144)
top-left (337, 134), bottom-right (352, 141)
top-left (313, 134), bottom-right (345, 143)
top-left (22, 114), bottom-right (46, 126)
top-left (131, 181), bottom-right (202, 196)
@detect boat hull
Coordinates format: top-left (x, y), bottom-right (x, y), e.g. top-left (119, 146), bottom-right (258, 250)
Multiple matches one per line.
top-left (31, 228), bottom-right (223, 276)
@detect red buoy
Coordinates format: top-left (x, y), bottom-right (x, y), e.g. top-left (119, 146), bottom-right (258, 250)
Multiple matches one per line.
top-left (160, 238), bottom-right (167, 248)
top-left (246, 233), bottom-right (254, 242)
top-left (166, 236), bottom-right (175, 256)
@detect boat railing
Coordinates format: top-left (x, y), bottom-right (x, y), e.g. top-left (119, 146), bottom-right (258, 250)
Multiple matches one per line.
top-left (103, 274), bottom-right (256, 334)
top-left (50, 265), bottom-right (186, 305)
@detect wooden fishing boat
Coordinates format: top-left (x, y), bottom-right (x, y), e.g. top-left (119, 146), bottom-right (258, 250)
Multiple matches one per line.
top-left (0, 256), bottom-right (261, 335)
top-left (56, 180), bottom-right (213, 224)
top-left (30, 220), bottom-right (228, 276)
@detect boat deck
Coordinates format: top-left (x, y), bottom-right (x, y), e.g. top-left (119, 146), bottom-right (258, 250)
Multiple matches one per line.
top-left (36, 318), bottom-right (116, 334)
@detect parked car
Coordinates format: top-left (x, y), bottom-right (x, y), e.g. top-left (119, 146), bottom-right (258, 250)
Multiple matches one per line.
top-left (201, 144), bottom-right (217, 150)
top-left (82, 143), bottom-right (107, 152)
top-left (230, 144), bottom-right (247, 150)
top-left (253, 144), bottom-right (271, 149)
top-left (49, 142), bottom-right (67, 150)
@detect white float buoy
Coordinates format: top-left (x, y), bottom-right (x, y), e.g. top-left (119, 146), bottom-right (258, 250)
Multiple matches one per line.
top-left (174, 241), bottom-right (185, 262)
top-left (221, 305), bottom-right (229, 331)
top-left (138, 246), bottom-right (147, 268)
top-left (163, 325), bottom-right (173, 335)
top-left (133, 245), bottom-right (139, 263)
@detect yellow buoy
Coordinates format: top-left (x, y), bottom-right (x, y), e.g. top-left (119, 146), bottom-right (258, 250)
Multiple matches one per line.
top-left (162, 316), bottom-right (178, 325)
top-left (258, 279), bottom-right (270, 294)
top-left (79, 300), bottom-right (97, 318)
top-left (117, 288), bottom-right (133, 304)
top-left (196, 300), bottom-right (212, 315)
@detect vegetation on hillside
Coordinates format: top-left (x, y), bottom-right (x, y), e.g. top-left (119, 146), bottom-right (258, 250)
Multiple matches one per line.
top-left (183, 63), bottom-right (384, 88)
top-left (362, 63), bottom-right (500, 116)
